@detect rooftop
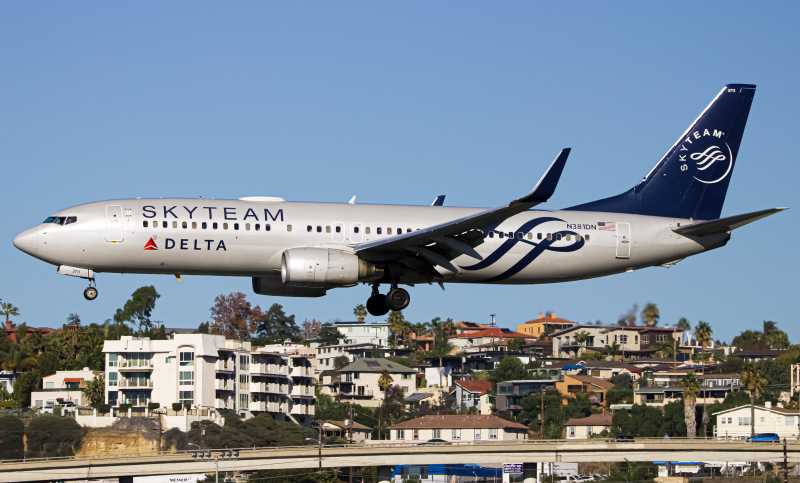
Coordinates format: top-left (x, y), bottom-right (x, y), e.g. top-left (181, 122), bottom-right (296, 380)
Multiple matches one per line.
top-left (390, 415), bottom-right (529, 430)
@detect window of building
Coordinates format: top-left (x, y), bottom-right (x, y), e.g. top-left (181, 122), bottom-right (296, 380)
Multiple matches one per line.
top-left (179, 371), bottom-right (194, 386)
top-left (180, 351), bottom-right (194, 366)
top-left (108, 353), bottom-right (119, 367)
top-left (413, 429), bottom-right (419, 440)
top-left (587, 426), bottom-right (593, 436)
top-left (397, 429), bottom-right (405, 439)
top-left (239, 355), bottom-right (249, 370)
top-left (452, 429), bottom-right (461, 440)
top-left (108, 391), bottom-right (118, 406)
top-left (619, 335), bottom-right (628, 344)
top-left (433, 429), bottom-right (441, 439)
top-left (786, 417), bottom-right (795, 426)
top-left (239, 374), bottom-right (249, 388)
top-left (354, 372), bottom-right (360, 379)
top-left (569, 426), bottom-right (576, 437)
top-left (738, 417), bottom-right (750, 426)
top-left (475, 429), bottom-right (481, 440)
top-left (179, 390), bottom-right (194, 405)
top-left (109, 372), bottom-right (118, 387)
top-left (239, 393), bottom-right (249, 410)
top-left (489, 428), bottom-right (498, 439)
top-left (402, 373), bottom-right (411, 379)
top-left (402, 386), bottom-right (408, 393)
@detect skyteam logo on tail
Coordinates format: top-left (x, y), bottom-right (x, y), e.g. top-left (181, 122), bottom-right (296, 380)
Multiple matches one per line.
top-left (677, 128), bottom-right (733, 184)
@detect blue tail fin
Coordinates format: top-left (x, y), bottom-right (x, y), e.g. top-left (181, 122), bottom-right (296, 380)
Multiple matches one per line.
top-left (567, 84), bottom-right (756, 220)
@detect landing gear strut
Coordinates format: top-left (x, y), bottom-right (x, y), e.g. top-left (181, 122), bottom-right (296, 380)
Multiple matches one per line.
top-left (83, 278), bottom-right (98, 301)
top-left (365, 282), bottom-right (411, 316)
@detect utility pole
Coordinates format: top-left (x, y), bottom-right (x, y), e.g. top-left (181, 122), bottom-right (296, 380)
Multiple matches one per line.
top-left (783, 438), bottom-right (788, 483)
top-left (348, 402), bottom-right (354, 483)
top-left (490, 314), bottom-right (496, 352)
top-left (540, 388), bottom-right (545, 437)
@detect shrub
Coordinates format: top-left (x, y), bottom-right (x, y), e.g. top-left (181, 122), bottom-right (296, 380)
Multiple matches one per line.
top-left (148, 402), bottom-right (160, 411)
top-left (0, 415), bottom-right (24, 459)
top-left (172, 403), bottom-right (183, 412)
top-left (26, 415), bottom-right (83, 458)
top-left (97, 404), bottom-right (110, 414)
top-left (118, 404), bottom-right (132, 413)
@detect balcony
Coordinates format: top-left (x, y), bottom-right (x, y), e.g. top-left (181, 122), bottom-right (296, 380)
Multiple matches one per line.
top-left (215, 379), bottom-right (234, 391)
top-left (215, 361), bottom-right (235, 373)
top-left (215, 398), bottom-right (235, 410)
top-left (119, 379), bottom-right (154, 388)
top-left (250, 400), bottom-right (285, 413)
top-left (119, 361), bottom-right (153, 371)
top-left (251, 363), bottom-right (289, 376)
top-left (291, 386), bottom-right (314, 397)
top-left (251, 382), bottom-right (288, 394)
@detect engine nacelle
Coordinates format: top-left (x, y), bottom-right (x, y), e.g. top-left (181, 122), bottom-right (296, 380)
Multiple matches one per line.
top-left (281, 247), bottom-right (382, 288)
top-left (252, 276), bottom-right (328, 297)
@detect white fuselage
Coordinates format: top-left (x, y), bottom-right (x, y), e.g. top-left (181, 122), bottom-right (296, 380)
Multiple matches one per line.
top-left (15, 198), bottom-right (726, 288)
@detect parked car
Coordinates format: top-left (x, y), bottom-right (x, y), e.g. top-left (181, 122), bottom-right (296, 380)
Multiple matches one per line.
top-left (605, 435), bottom-right (634, 442)
top-left (746, 433), bottom-right (780, 443)
top-left (418, 438), bottom-right (451, 445)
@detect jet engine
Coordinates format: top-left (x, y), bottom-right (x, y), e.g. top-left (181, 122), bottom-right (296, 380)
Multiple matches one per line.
top-left (281, 247), bottom-right (382, 287)
top-left (252, 276), bottom-right (328, 297)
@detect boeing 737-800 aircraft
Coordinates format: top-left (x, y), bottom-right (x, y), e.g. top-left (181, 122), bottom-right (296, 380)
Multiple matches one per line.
top-left (13, 84), bottom-right (784, 316)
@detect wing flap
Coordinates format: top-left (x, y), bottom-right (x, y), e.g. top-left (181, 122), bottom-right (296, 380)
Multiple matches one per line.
top-left (672, 208), bottom-right (786, 237)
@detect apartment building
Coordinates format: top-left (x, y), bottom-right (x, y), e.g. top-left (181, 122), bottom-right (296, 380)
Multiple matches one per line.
top-left (330, 321), bottom-right (391, 346)
top-left (714, 402), bottom-right (799, 440)
top-left (320, 358), bottom-right (416, 407)
top-left (102, 335), bottom-right (314, 425)
top-left (31, 367), bottom-right (97, 408)
top-left (390, 415), bottom-right (528, 443)
top-left (552, 325), bottom-right (681, 358)
top-left (517, 313), bottom-right (576, 338)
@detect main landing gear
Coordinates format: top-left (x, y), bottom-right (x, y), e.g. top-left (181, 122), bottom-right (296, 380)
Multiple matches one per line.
top-left (83, 279), bottom-right (98, 301)
top-left (366, 282), bottom-right (410, 316)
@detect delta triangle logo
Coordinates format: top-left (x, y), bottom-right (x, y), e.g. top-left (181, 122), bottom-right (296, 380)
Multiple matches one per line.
top-left (144, 238), bottom-right (158, 250)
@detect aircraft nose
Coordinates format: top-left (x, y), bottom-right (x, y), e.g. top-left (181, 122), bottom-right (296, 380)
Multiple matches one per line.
top-left (13, 228), bottom-right (39, 256)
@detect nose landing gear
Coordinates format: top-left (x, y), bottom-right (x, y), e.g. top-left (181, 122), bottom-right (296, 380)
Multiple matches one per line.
top-left (83, 278), bottom-right (98, 301)
top-left (365, 282), bottom-right (411, 316)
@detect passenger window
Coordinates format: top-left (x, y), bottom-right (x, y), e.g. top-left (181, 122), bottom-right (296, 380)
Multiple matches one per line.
top-left (192, 222), bottom-right (197, 229)
top-left (547, 233), bottom-right (552, 240)
top-left (255, 223), bottom-right (260, 231)
top-left (172, 221), bottom-right (178, 229)
top-left (527, 233), bottom-right (532, 240)
top-left (317, 226), bottom-right (322, 233)
top-left (182, 221), bottom-right (187, 229)
top-left (245, 223), bottom-right (250, 231)
top-left (508, 232), bottom-right (513, 238)
top-left (65, 216), bottom-right (77, 225)
top-left (556, 234), bottom-right (562, 241)
top-left (538, 233), bottom-right (543, 240)
top-left (498, 232), bottom-right (504, 239)
top-left (233, 223), bottom-right (239, 230)
top-left (202, 222), bottom-right (207, 229)
top-left (585, 234), bottom-right (590, 241)
top-left (142, 221), bottom-right (148, 228)
top-left (488, 232), bottom-right (494, 238)
top-left (335, 226), bottom-right (341, 233)
top-left (354, 226), bottom-right (360, 234)
top-left (517, 232), bottom-right (523, 239)
top-left (566, 234), bottom-right (571, 241)
top-left (364, 227), bottom-right (370, 235)
top-left (326, 226), bottom-right (331, 233)
top-left (307, 225), bottom-right (312, 232)
top-left (265, 224), bottom-right (271, 231)
top-left (223, 223), bottom-right (229, 230)
top-left (287, 225), bottom-right (292, 232)
top-left (396, 228), bottom-right (401, 234)
top-left (387, 228), bottom-right (392, 235)
top-left (162, 221), bottom-right (168, 228)
top-left (213, 222), bottom-right (218, 229)
top-left (377, 227), bottom-right (382, 235)
top-left (407, 228), bottom-right (412, 233)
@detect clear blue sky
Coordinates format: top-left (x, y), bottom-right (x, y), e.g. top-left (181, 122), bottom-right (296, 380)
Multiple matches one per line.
top-left (2, 2), bottom-right (798, 343)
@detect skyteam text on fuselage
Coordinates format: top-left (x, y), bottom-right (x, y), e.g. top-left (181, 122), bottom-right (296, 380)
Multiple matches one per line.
top-left (13, 84), bottom-right (785, 316)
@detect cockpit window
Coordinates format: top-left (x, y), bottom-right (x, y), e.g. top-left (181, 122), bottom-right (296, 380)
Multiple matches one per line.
top-left (53, 217), bottom-right (66, 225)
top-left (65, 216), bottom-right (77, 225)
top-left (43, 216), bottom-right (57, 223)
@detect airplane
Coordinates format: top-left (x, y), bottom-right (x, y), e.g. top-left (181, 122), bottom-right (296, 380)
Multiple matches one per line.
top-left (13, 84), bottom-right (785, 316)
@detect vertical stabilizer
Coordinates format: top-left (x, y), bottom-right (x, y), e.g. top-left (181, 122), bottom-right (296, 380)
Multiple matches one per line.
top-left (568, 84), bottom-right (756, 220)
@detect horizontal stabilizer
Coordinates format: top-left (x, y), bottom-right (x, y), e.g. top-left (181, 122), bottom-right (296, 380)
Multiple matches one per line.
top-left (673, 208), bottom-right (786, 237)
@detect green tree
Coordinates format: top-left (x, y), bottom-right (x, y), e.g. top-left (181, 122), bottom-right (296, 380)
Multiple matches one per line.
top-left (113, 286), bottom-right (160, 335)
top-left (210, 292), bottom-right (258, 340)
top-left (693, 321), bottom-right (713, 434)
top-left (254, 304), bottom-right (300, 344)
top-left (387, 311), bottom-right (406, 347)
top-left (82, 373), bottom-right (105, 409)
top-left (740, 362), bottom-right (767, 437)
top-left (353, 304), bottom-right (367, 323)
top-left (507, 337), bottom-right (526, 352)
top-left (0, 302), bottom-right (20, 326)
top-left (641, 303), bottom-right (660, 327)
top-left (679, 372), bottom-right (700, 439)
top-left (604, 341), bottom-right (621, 359)
top-left (316, 324), bottom-right (345, 346)
top-left (489, 356), bottom-right (529, 389)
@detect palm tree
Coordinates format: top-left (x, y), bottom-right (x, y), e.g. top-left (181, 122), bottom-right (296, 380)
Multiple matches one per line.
top-left (676, 317), bottom-right (691, 344)
top-left (641, 303), bottom-right (660, 327)
top-left (656, 338), bottom-right (675, 359)
top-left (740, 362), bottom-right (767, 437)
top-left (472, 370), bottom-right (490, 381)
top-left (604, 341), bottom-right (621, 360)
top-left (387, 311), bottom-right (405, 347)
top-left (430, 317), bottom-right (456, 388)
top-left (1, 302), bottom-right (20, 325)
top-left (378, 369), bottom-right (394, 396)
top-left (679, 371), bottom-right (700, 439)
top-left (353, 304), bottom-right (367, 323)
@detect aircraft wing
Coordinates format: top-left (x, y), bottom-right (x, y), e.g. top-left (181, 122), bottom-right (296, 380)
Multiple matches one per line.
top-left (672, 207), bottom-right (786, 237)
top-left (355, 149), bottom-right (570, 278)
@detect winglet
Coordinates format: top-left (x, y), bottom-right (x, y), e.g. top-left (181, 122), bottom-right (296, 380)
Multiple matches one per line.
top-left (431, 195), bottom-right (446, 206)
top-left (515, 148), bottom-right (571, 204)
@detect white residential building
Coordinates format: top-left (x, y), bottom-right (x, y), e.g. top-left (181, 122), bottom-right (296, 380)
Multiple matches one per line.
top-left (330, 321), bottom-right (391, 346)
top-left (102, 335), bottom-right (314, 425)
top-left (714, 402), bottom-right (799, 440)
top-left (31, 367), bottom-right (97, 408)
top-left (390, 415), bottom-right (528, 443)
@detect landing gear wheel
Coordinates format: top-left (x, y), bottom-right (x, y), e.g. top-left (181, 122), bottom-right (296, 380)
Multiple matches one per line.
top-left (84, 286), bottom-right (98, 301)
top-left (367, 293), bottom-right (390, 316)
top-left (386, 287), bottom-right (410, 311)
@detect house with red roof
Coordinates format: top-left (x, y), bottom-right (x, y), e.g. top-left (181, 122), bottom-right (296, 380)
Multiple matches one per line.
top-left (30, 367), bottom-right (97, 409)
top-left (453, 379), bottom-right (492, 415)
top-left (565, 413), bottom-right (613, 439)
top-left (516, 313), bottom-right (577, 338)
top-left (449, 327), bottom-right (531, 350)
top-left (390, 414), bottom-right (529, 443)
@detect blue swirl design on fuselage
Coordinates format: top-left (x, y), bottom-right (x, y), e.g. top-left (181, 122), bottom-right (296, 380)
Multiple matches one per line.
top-left (460, 216), bottom-right (585, 282)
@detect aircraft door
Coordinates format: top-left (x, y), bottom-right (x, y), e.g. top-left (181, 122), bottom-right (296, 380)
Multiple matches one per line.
top-left (616, 222), bottom-right (630, 259)
top-left (105, 205), bottom-right (124, 242)
top-left (350, 223), bottom-right (363, 243)
top-left (332, 223), bottom-right (345, 243)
